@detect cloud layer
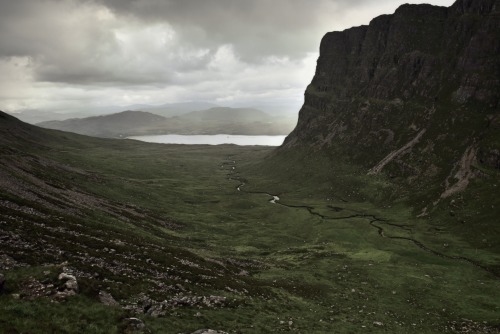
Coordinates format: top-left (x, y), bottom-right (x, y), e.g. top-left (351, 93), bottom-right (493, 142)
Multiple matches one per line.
top-left (0, 0), bottom-right (455, 116)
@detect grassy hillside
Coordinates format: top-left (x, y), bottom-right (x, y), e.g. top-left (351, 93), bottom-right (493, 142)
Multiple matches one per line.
top-left (1, 112), bottom-right (499, 333)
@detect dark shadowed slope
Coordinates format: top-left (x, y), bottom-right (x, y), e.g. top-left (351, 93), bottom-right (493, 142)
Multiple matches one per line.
top-left (279, 0), bottom-right (500, 211)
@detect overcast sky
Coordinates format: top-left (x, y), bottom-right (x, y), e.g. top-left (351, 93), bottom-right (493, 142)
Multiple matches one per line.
top-left (0, 0), bottom-right (455, 116)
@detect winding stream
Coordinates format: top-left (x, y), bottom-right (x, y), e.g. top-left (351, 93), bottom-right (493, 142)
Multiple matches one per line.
top-left (222, 157), bottom-right (499, 279)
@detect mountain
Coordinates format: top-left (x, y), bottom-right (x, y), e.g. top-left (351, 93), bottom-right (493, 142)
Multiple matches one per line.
top-left (37, 107), bottom-right (296, 137)
top-left (37, 110), bottom-right (168, 138)
top-left (9, 102), bottom-right (220, 124)
top-left (142, 101), bottom-right (220, 118)
top-left (281, 0), bottom-right (500, 212)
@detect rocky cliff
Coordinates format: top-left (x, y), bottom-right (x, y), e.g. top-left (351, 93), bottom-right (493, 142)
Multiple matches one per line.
top-left (282, 0), bottom-right (500, 206)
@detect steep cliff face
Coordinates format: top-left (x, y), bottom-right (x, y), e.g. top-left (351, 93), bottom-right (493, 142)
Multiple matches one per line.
top-left (282, 0), bottom-right (500, 203)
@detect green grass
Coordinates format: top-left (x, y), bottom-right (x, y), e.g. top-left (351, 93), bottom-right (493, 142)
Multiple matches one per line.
top-left (0, 126), bottom-right (499, 333)
top-left (0, 295), bottom-right (126, 333)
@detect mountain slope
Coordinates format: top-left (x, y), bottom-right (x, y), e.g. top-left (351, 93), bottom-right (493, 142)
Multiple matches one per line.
top-left (0, 110), bottom-right (282, 332)
top-left (281, 0), bottom-right (500, 210)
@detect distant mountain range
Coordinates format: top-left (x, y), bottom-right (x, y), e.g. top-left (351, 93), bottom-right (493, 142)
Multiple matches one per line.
top-left (138, 102), bottom-right (220, 118)
top-left (37, 107), bottom-right (296, 137)
top-left (10, 102), bottom-right (219, 124)
top-left (9, 101), bottom-right (296, 124)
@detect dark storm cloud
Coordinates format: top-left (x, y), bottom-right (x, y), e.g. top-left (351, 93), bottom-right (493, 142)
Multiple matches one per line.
top-left (0, 0), bottom-right (453, 86)
top-left (94, 0), bottom-right (373, 60)
top-left (0, 0), bottom-right (455, 113)
top-left (1, 0), bottom-right (337, 85)
top-left (0, 0), bottom-right (184, 85)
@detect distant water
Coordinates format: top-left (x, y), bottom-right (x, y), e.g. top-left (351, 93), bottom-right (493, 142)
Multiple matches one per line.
top-left (128, 134), bottom-right (286, 146)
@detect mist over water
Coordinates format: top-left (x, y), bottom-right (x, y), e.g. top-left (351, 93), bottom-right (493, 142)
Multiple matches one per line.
top-left (128, 134), bottom-right (286, 146)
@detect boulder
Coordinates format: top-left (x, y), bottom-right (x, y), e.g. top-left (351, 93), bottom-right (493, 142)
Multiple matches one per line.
top-left (98, 291), bottom-right (119, 307)
top-left (58, 273), bottom-right (78, 292)
top-left (122, 317), bottom-right (150, 334)
top-left (55, 272), bottom-right (79, 298)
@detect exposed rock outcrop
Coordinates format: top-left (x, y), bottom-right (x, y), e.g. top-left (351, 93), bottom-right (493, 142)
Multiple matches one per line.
top-left (121, 317), bottom-right (150, 334)
top-left (57, 272), bottom-right (79, 298)
top-left (190, 330), bottom-right (228, 334)
top-left (99, 291), bottom-right (120, 307)
top-left (281, 0), bottom-right (500, 201)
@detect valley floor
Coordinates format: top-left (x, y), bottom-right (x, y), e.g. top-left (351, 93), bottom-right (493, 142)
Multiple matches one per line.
top-left (0, 135), bottom-right (499, 333)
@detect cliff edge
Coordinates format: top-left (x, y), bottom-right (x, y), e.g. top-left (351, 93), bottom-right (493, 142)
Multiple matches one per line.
top-left (282, 0), bottom-right (500, 206)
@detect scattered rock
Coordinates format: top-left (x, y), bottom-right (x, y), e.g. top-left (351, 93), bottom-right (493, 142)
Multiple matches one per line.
top-left (191, 330), bottom-right (228, 334)
top-left (99, 290), bottom-right (119, 306)
top-left (146, 303), bottom-right (167, 318)
top-left (447, 319), bottom-right (499, 333)
top-left (125, 294), bottom-right (228, 316)
top-left (0, 254), bottom-right (25, 270)
top-left (55, 272), bottom-right (78, 298)
top-left (58, 273), bottom-right (78, 292)
top-left (122, 317), bottom-right (150, 334)
top-left (112, 239), bottom-right (125, 246)
top-left (373, 321), bottom-right (384, 326)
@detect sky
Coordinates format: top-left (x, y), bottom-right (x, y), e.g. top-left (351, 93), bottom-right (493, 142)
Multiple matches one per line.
top-left (0, 0), bottom-right (455, 117)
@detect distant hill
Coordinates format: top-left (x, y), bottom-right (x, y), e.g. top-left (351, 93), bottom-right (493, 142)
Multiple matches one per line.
top-left (11, 102), bottom-right (220, 124)
top-left (142, 102), bottom-right (220, 118)
top-left (180, 107), bottom-right (270, 122)
top-left (37, 107), bottom-right (296, 137)
top-left (38, 110), bottom-right (168, 138)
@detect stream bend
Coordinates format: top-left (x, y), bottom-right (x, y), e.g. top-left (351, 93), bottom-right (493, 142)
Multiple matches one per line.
top-left (222, 157), bottom-right (499, 279)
